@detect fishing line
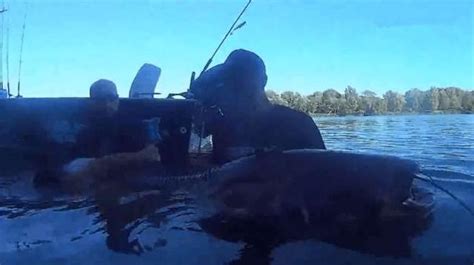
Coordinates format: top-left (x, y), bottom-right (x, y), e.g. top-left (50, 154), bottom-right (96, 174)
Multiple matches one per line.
top-left (414, 173), bottom-right (474, 218)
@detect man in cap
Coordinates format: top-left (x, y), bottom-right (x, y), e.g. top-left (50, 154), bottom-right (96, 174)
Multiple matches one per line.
top-left (89, 79), bottom-right (120, 116)
top-left (190, 49), bottom-right (326, 163)
top-left (34, 79), bottom-right (160, 189)
top-left (78, 79), bottom-right (162, 156)
top-left (79, 79), bottom-right (123, 157)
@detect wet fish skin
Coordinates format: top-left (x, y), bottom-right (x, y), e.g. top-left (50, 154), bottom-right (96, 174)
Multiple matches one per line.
top-left (143, 149), bottom-right (419, 220)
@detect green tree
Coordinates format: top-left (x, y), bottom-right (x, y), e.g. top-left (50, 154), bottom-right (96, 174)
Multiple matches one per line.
top-left (383, 90), bottom-right (404, 112)
top-left (404, 88), bottom-right (423, 112)
top-left (268, 87), bottom-right (471, 115)
top-left (321, 89), bottom-right (342, 114)
top-left (445, 87), bottom-right (464, 110)
top-left (421, 87), bottom-right (439, 111)
top-left (306, 92), bottom-right (323, 114)
top-left (438, 89), bottom-right (450, 110)
top-left (280, 91), bottom-right (306, 112)
top-left (344, 86), bottom-right (359, 114)
top-left (362, 90), bottom-right (377, 98)
top-left (265, 90), bottom-right (285, 105)
top-left (461, 91), bottom-right (474, 111)
top-left (358, 90), bottom-right (378, 115)
top-left (373, 97), bottom-right (387, 114)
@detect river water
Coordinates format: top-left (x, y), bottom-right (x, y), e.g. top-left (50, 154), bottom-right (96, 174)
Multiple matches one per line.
top-left (1, 114), bottom-right (473, 265)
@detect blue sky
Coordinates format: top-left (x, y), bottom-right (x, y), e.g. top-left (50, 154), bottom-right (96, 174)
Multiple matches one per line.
top-left (2, 0), bottom-right (473, 97)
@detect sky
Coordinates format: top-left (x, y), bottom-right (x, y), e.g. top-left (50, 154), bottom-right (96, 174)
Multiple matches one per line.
top-left (1, 0), bottom-right (473, 98)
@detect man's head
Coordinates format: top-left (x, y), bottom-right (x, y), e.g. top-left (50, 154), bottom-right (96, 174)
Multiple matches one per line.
top-left (222, 49), bottom-right (270, 112)
top-left (190, 49), bottom-right (269, 110)
top-left (89, 79), bottom-right (119, 116)
top-left (224, 49), bottom-right (268, 94)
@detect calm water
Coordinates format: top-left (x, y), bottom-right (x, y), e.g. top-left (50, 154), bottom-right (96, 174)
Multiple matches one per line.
top-left (1, 114), bottom-right (473, 265)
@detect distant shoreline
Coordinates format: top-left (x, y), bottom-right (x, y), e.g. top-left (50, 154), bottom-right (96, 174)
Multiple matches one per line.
top-left (266, 87), bottom-right (473, 117)
top-left (310, 110), bottom-right (473, 117)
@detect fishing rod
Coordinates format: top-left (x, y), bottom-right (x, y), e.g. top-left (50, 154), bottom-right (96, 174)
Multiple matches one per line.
top-left (167, 0), bottom-right (252, 99)
top-left (0, 0), bottom-right (5, 93)
top-left (5, 5), bottom-right (9, 97)
top-left (199, 0), bottom-right (252, 76)
top-left (17, 8), bottom-right (27, 98)
top-left (193, 0), bottom-right (252, 152)
top-left (230, 21), bottom-right (246, 36)
top-left (165, 0), bottom-right (253, 153)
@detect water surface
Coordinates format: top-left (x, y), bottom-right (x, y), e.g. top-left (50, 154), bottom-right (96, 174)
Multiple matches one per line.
top-left (1, 114), bottom-right (473, 265)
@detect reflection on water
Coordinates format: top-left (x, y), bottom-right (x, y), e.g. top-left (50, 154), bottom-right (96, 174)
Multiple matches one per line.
top-left (1, 114), bottom-right (473, 265)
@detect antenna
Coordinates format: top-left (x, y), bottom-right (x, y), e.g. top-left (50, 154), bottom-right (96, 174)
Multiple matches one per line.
top-left (17, 7), bottom-right (27, 98)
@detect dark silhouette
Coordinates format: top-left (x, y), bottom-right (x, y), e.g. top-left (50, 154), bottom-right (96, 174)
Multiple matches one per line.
top-left (76, 79), bottom-right (152, 157)
top-left (190, 49), bottom-right (326, 163)
top-left (33, 79), bottom-right (159, 187)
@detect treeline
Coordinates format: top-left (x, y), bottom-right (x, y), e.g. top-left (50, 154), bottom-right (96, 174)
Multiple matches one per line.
top-left (266, 87), bottom-right (474, 115)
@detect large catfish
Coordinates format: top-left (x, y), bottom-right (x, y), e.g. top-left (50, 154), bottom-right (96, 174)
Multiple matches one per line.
top-left (134, 149), bottom-right (421, 222)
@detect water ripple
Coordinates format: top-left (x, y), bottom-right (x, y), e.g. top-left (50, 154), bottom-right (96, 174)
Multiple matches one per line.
top-left (316, 114), bottom-right (474, 178)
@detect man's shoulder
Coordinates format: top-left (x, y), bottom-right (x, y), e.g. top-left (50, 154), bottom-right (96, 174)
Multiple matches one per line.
top-left (258, 104), bottom-right (325, 150)
top-left (266, 104), bottom-right (315, 124)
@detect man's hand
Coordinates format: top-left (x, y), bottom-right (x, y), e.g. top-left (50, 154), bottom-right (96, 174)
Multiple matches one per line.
top-left (143, 117), bottom-right (162, 144)
top-left (59, 144), bottom-right (162, 195)
top-left (136, 144), bottom-right (161, 162)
